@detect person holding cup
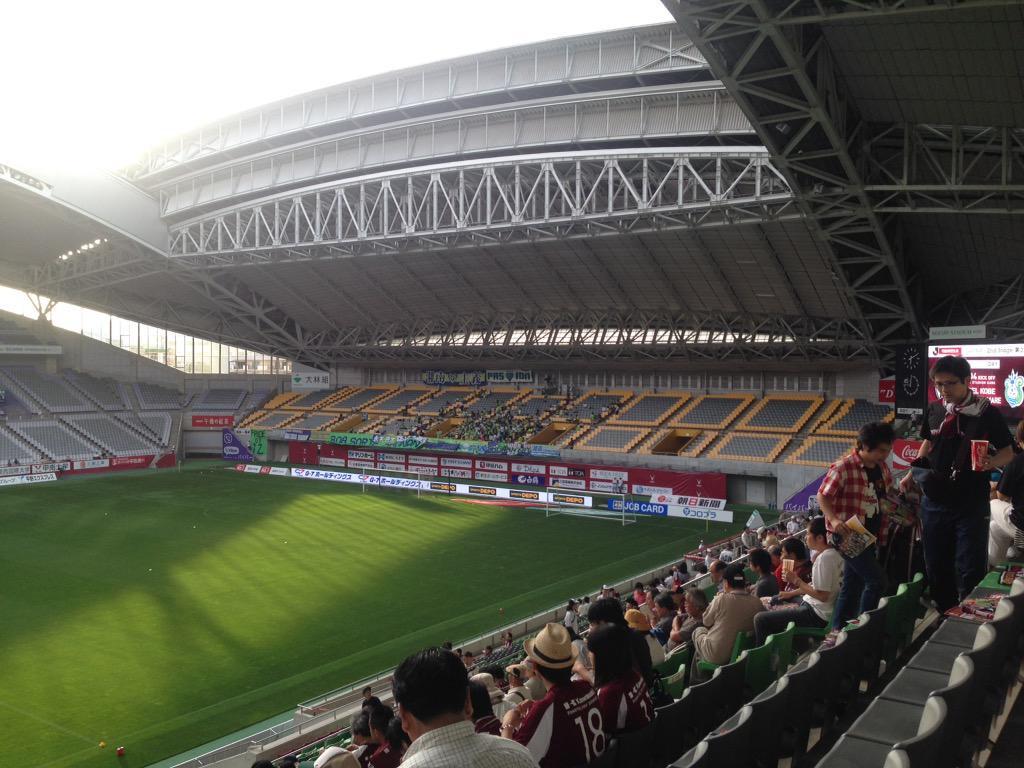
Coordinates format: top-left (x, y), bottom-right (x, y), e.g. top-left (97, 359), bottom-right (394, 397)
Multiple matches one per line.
top-left (901, 356), bottom-right (1014, 610)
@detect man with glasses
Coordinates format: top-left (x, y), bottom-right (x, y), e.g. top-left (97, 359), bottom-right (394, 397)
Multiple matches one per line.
top-left (902, 355), bottom-right (1014, 610)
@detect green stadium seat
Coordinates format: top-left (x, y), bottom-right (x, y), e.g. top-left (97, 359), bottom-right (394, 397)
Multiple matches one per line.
top-left (764, 620), bottom-right (795, 677)
top-left (695, 630), bottom-right (752, 676)
top-left (738, 640), bottom-right (774, 698)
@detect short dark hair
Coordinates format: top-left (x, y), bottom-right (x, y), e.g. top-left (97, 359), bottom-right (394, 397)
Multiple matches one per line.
top-left (587, 597), bottom-right (626, 626)
top-left (351, 711), bottom-right (371, 738)
top-left (655, 592), bottom-right (676, 610)
top-left (709, 559), bottom-right (726, 574)
top-left (362, 686), bottom-right (373, 695)
top-left (781, 537), bottom-right (808, 560)
top-left (930, 355), bottom-right (971, 382)
top-left (392, 648), bottom-right (467, 723)
top-left (769, 545), bottom-right (782, 558)
top-left (693, 562), bottom-right (708, 574)
top-left (468, 680), bottom-right (495, 720)
top-left (483, 665), bottom-right (505, 682)
top-left (587, 623), bottom-right (633, 688)
top-left (807, 516), bottom-right (827, 539)
top-left (534, 663), bottom-right (573, 686)
top-left (385, 716), bottom-right (410, 749)
top-left (368, 703), bottom-right (393, 735)
top-left (723, 562), bottom-right (747, 588)
top-left (857, 421), bottom-right (895, 450)
top-left (748, 547), bottom-right (772, 575)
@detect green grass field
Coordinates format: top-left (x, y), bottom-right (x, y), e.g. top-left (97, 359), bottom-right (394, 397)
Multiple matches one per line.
top-left (0, 463), bottom-right (742, 767)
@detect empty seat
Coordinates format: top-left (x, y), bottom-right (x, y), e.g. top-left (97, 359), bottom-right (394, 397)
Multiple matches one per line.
top-left (2, 366), bottom-right (90, 412)
top-left (64, 414), bottom-right (156, 455)
top-left (674, 395), bottom-right (751, 428)
top-left (193, 388), bottom-right (246, 411)
top-left (10, 419), bottom-right (99, 461)
top-left (135, 383), bottom-right (183, 409)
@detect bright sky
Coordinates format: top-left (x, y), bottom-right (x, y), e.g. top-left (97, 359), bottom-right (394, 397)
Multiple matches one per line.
top-left (0, 0), bottom-right (672, 173)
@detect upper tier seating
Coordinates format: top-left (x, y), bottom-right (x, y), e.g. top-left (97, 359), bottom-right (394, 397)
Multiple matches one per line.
top-left (672, 394), bottom-right (754, 429)
top-left (515, 395), bottom-right (566, 418)
top-left (193, 388), bottom-right (246, 411)
top-left (63, 370), bottom-right (128, 410)
top-left (10, 420), bottom-right (98, 461)
top-left (566, 391), bottom-right (630, 422)
top-left (611, 393), bottom-right (689, 425)
top-left (119, 412), bottom-right (172, 446)
top-left (366, 387), bottom-right (433, 413)
top-left (710, 432), bottom-right (790, 463)
top-left (0, 427), bottom-right (41, 464)
top-left (576, 425), bottom-right (649, 453)
top-left (820, 399), bottom-right (895, 435)
top-left (375, 416), bottom-right (426, 436)
top-left (328, 387), bottom-right (394, 411)
top-left (286, 390), bottom-right (339, 410)
top-left (736, 394), bottom-right (822, 433)
top-left (787, 436), bottom-right (853, 467)
top-left (262, 392), bottom-right (301, 410)
top-left (249, 411), bottom-right (300, 429)
top-left (64, 414), bottom-right (155, 456)
top-left (412, 388), bottom-right (474, 415)
top-left (135, 383), bottom-right (184, 410)
top-left (465, 389), bottom-right (523, 414)
top-left (2, 366), bottom-right (90, 413)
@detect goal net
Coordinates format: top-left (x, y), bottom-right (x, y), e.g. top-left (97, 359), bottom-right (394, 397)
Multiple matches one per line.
top-left (545, 491), bottom-right (637, 526)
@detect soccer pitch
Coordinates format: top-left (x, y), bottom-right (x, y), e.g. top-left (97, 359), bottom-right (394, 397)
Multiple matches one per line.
top-left (0, 463), bottom-right (741, 767)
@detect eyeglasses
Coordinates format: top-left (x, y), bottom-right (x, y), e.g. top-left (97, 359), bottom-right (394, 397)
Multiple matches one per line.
top-left (933, 379), bottom-right (963, 389)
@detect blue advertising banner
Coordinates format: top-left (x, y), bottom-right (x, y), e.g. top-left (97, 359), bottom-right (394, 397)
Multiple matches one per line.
top-left (513, 473), bottom-right (546, 486)
top-left (607, 499), bottom-right (669, 516)
top-left (222, 429), bottom-right (254, 461)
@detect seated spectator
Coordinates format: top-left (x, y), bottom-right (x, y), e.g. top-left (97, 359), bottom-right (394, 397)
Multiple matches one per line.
top-left (504, 664), bottom-right (532, 708)
top-left (313, 749), bottom-right (359, 768)
top-left (391, 648), bottom-right (536, 768)
top-left (587, 624), bottom-right (653, 734)
top-left (673, 561), bottom-right (689, 585)
top-left (768, 545), bottom-right (782, 572)
top-left (522, 659), bottom-right (547, 701)
top-left (502, 631), bottom-right (514, 650)
top-left (709, 559), bottom-right (727, 592)
top-left (586, 598), bottom-right (655, 689)
top-left (469, 680), bottom-right (502, 734)
top-left (650, 593), bottom-right (677, 646)
top-left (740, 527), bottom-right (758, 552)
top-left (748, 548), bottom-right (780, 598)
top-left (366, 705), bottom-right (402, 768)
top-left (568, 626), bottom-right (592, 676)
top-left (624, 608), bottom-right (665, 665)
top-left (668, 588), bottom-right (708, 652)
top-left (632, 582), bottom-right (646, 605)
top-left (464, 651), bottom-right (475, 669)
top-left (763, 533), bottom-right (781, 548)
top-left (786, 516), bottom-right (801, 536)
top-left (563, 600), bottom-right (579, 632)
top-left (348, 711), bottom-right (377, 767)
top-left (472, 672), bottom-right (509, 717)
top-left (384, 719), bottom-right (410, 759)
top-left (692, 564), bottom-right (764, 674)
top-left (754, 517), bottom-right (844, 645)
top-left (639, 588), bottom-right (657, 621)
top-left (501, 623), bottom-right (606, 767)
top-left (775, 538), bottom-right (812, 591)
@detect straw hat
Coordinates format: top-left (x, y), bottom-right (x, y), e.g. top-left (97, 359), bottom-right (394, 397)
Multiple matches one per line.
top-left (524, 622), bottom-right (578, 669)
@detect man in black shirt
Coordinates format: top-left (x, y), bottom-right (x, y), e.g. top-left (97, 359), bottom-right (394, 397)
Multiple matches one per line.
top-left (902, 356), bottom-right (1014, 610)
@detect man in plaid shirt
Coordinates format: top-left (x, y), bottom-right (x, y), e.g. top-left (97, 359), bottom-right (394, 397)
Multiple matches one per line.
top-left (816, 421), bottom-right (895, 628)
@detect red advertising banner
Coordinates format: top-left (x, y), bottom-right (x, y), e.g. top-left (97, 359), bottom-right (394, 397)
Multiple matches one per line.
top-left (892, 438), bottom-right (923, 471)
top-left (297, 443), bottom-right (726, 498)
top-left (111, 455), bottom-right (153, 468)
top-left (878, 379), bottom-right (895, 404)
top-left (192, 414), bottom-right (235, 428)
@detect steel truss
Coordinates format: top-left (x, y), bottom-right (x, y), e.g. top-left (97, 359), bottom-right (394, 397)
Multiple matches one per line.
top-left (933, 276), bottom-right (1024, 340)
top-left (863, 124), bottom-right (1024, 213)
top-left (675, 0), bottom-right (1019, 26)
top-left (662, 0), bottom-right (926, 364)
top-left (168, 149), bottom-right (796, 267)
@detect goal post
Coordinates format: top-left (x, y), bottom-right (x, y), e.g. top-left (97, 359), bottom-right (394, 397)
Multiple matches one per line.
top-left (545, 489), bottom-right (636, 526)
top-left (363, 467), bottom-right (428, 497)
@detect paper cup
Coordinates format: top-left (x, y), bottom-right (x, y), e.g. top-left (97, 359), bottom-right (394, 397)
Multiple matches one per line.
top-left (971, 440), bottom-right (989, 472)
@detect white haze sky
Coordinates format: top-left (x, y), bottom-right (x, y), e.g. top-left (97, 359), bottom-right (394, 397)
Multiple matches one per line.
top-left (0, 0), bottom-right (672, 172)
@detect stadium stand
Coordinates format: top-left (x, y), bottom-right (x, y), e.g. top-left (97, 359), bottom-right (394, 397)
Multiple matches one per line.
top-left (63, 370), bottom-right (128, 410)
top-left (610, 392), bottom-right (690, 426)
top-left (1, 366), bottom-right (90, 412)
top-left (365, 386), bottom-right (435, 414)
top-left (285, 412), bottom-right (340, 431)
top-left (575, 424), bottom-right (650, 453)
top-left (735, 393), bottom-right (823, 433)
top-left (247, 410), bottom-right (299, 429)
top-left (818, 398), bottom-right (894, 436)
top-left (463, 387), bottom-right (529, 414)
top-left (672, 394), bottom-right (754, 429)
top-left (708, 431), bottom-right (790, 463)
top-left (10, 419), bottom-right (100, 461)
top-left (135, 382), bottom-right (185, 410)
top-left (640, 427), bottom-right (716, 457)
top-left (283, 389), bottom-right (346, 410)
top-left (192, 388), bottom-right (247, 411)
top-left (564, 389), bottom-right (631, 422)
top-left (0, 425), bottom-right (41, 464)
top-left (63, 413), bottom-right (157, 455)
top-left (787, 436), bottom-right (854, 467)
top-left (261, 391), bottom-right (301, 410)
top-left (118, 411), bottom-right (173, 446)
top-left (412, 387), bottom-right (475, 415)
top-left (326, 386), bottom-right (396, 412)
top-left (515, 393), bottom-right (567, 419)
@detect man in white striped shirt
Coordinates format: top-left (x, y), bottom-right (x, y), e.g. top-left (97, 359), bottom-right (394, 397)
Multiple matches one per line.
top-left (394, 647), bottom-right (539, 768)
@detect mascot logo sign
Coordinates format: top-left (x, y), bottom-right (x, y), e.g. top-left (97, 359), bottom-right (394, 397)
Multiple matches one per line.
top-left (1005, 370), bottom-right (1024, 409)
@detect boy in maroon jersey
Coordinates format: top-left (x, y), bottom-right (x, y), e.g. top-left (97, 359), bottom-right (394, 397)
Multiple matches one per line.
top-left (587, 624), bottom-right (653, 734)
top-left (500, 623), bottom-right (607, 767)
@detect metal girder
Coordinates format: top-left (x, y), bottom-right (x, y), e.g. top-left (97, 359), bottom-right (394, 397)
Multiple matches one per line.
top-left (291, 311), bottom-right (875, 363)
top-left (933, 275), bottom-right (1024, 339)
top-left (168, 149), bottom-right (797, 267)
top-left (127, 24), bottom-right (709, 182)
top-left (863, 124), bottom-right (1024, 213)
top-left (677, 0), bottom-right (1020, 26)
top-left (662, 0), bottom-right (923, 362)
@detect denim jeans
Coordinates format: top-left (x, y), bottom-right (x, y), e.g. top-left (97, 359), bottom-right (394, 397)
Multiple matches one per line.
top-left (831, 544), bottom-right (887, 628)
top-left (920, 494), bottom-right (990, 612)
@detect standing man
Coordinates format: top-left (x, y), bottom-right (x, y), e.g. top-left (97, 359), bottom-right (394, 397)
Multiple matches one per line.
top-left (817, 422), bottom-right (895, 627)
top-left (902, 356), bottom-right (1014, 610)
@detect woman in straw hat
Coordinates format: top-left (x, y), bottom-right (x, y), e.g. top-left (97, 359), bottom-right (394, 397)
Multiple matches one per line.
top-left (500, 623), bottom-right (607, 767)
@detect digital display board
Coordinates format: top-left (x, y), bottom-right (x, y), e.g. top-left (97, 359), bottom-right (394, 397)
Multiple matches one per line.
top-left (927, 343), bottom-right (1024, 417)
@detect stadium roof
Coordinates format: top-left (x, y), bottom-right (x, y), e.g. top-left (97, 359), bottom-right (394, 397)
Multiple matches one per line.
top-left (1, 11), bottom-right (1022, 369)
